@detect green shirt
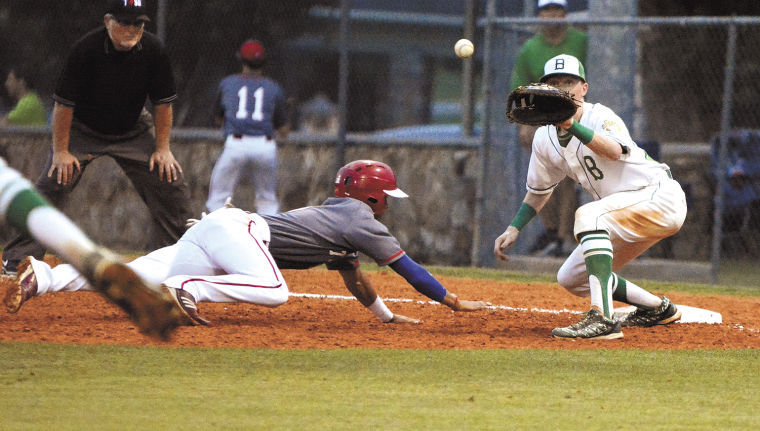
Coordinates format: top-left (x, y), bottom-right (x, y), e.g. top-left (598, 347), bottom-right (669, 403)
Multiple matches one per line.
top-left (6, 92), bottom-right (47, 125)
top-left (509, 28), bottom-right (588, 90)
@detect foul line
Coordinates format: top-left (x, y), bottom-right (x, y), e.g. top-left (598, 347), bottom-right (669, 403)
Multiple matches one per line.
top-left (289, 292), bottom-right (757, 333)
top-left (290, 292), bottom-right (584, 315)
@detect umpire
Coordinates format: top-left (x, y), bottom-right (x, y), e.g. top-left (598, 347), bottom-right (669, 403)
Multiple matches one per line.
top-left (2, 0), bottom-right (192, 275)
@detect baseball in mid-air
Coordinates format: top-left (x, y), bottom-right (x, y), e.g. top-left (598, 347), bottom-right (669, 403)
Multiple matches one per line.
top-left (454, 38), bottom-right (474, 59)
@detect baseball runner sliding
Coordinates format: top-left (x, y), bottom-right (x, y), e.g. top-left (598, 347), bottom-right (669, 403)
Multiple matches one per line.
top-left (8, 160), bottom-right (486, 324)
top-left (497, 54), bottom-right (687, 339)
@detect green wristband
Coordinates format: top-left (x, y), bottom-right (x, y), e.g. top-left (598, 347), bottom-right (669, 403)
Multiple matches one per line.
top-left (509, 203), bottom-right (537, 231)
top-left (568, 120), bottom-right (594, 145)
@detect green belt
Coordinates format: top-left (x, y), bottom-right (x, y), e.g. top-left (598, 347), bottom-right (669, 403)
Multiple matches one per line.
top-left (665, 169), bottom-right (672, 179)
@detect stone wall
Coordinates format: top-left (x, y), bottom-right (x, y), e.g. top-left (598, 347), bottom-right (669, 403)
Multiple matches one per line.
top-left (0, 130), bottom-right (478, 264)
top-left (0, 129), bottom-right (712, 264)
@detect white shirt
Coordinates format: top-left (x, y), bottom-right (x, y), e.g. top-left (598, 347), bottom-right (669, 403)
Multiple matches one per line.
top-left (526, 102), bottom-right (671, 200)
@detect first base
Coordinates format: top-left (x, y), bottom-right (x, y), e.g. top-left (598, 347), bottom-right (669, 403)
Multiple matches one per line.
top-left (615, 304), bottom-right (722, 324)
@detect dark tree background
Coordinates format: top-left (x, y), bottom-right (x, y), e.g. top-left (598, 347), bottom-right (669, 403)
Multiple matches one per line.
top-left (2, 0), bottom-right (759, 130)
top-left (0, 0), bottom-right (336, 126)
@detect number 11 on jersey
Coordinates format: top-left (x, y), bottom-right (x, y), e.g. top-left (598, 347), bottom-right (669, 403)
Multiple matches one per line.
top-left (235, 86), bottom-right (264, 121)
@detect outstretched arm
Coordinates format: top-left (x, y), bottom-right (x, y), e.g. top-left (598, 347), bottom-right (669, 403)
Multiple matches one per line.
top-left (494, 191), bottom-right (552, 261)
top-left (389, 255), bottom-right (486, 311)
top-left (338, 267), bottom-right (419, 323)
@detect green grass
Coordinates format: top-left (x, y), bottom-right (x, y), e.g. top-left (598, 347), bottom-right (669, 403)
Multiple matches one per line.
top-left (3, 260), bottom-right (754, 429)
top-left (362, 262), bottom-right (760, 297)
top-left (717, 258), bottom-right (760, 289)
top-left (0, 343), bottom-right (758, 430)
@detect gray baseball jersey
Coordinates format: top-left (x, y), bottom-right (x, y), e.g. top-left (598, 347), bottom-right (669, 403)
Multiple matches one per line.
top-left (261, 197), bottom-right (405, 270)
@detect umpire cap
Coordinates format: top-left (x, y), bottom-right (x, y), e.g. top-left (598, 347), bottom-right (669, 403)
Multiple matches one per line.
top-left (107, 0), bottom-right (151, 22)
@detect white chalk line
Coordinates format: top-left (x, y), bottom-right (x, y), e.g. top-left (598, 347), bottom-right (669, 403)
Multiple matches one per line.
top-left (289, 292), bottom-right (759, 333)
top-left (290, 292), bottom-right (581, 315)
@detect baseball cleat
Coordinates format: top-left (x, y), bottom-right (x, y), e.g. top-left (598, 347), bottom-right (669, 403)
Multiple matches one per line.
top-left (3, 256), bottom-right (38, 313)
top-left (80, 249), bottom-right (185, 340)
top-left (164, 285), bottom-right (211, 326)
top-left (617, 296), bottom-right (682, 328)
top-left (552, 308), bottom-right (623, 340)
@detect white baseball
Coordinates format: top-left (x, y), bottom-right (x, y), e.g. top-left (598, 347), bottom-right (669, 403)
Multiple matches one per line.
top-left (454, 39), bottom-right (474, 59)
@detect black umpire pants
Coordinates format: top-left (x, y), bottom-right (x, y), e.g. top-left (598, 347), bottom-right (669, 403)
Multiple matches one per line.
top-left (2, 117), bottom-right (192, 271)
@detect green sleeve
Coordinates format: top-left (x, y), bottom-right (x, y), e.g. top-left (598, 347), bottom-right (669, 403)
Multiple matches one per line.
top-left (509, 49), bottom-right (532, 91)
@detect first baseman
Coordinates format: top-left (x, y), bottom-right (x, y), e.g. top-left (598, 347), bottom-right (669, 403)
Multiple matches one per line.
top-left (494, 54), bottom-right (687, 339)
top-left (9, 160), bottom-right (486, 325)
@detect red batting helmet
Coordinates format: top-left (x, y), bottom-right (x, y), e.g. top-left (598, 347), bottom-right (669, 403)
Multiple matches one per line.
top-left (334, 160), bottom-right (408, 215)
top-left (237, 39), bottom-right (266, 68)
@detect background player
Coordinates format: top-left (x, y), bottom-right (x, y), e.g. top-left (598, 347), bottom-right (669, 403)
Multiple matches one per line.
top-left (12, 160), bottom-right (486, 324)
top-left (494, 55), bottom-right (686, 339)
top-left (0, 157), bottom-right (182, 339)
top-left (206, 39), bottom-right (290, 215)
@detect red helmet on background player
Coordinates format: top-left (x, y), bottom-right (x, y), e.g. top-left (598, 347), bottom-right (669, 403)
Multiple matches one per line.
top-left (334, 160), bottom-right (408, 215)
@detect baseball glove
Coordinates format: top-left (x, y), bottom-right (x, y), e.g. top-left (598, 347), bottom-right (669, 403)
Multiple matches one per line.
top-left (505, 83), bottom-right (578, 126)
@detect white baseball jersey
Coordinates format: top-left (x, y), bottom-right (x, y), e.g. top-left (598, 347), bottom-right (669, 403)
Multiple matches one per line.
top-left (525, 102), bottom-right (688, 296)
top-left (527, 102), bottom-right (671, 200)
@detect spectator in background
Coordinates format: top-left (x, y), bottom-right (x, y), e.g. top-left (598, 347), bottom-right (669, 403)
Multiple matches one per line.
top-left (711, 130), bottom-right (760, 256)
top-left (206, 39), bottom-right (290, 215)
top-left (1, 0), bottom-right (192, 276)
top-left (509, 0), bottom-right (588, 257)
top-left (1, 67), bottom-right (48, 126)
top-left (299, 92), bottom-right (339, 134)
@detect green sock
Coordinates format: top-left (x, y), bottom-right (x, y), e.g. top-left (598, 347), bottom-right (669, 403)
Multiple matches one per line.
top-left (579, 230), bottom-right (613, 317)
top-left (6, 189), bottom-right (50, 234)
top-left (612, 273), bottom-right (626, 302)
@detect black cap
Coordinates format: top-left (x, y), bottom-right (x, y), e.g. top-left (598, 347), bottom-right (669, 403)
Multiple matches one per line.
top-left (107, 0), bottom-right (150, 22)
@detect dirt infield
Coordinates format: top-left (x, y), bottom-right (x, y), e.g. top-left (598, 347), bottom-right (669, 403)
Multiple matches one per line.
top-left (1, 265), bottom-right (759, 350)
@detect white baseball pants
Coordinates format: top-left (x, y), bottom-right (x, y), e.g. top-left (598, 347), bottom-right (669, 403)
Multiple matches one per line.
top-left (206, 135), bottom-right (279, 215)
top-left (557, 177), bottom-right (687, 296)
top-left (29, 208), bottom-right (288, 307)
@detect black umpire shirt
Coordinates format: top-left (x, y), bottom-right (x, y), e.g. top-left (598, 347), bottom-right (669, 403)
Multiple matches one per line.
top-left (52, 27), bottom-right (177, 136)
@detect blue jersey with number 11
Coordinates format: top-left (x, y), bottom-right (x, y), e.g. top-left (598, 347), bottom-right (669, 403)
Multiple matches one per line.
top-left (215, 73), bottom-right (287, 138)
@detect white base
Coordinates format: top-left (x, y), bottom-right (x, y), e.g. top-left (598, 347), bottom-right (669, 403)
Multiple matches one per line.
top-left (615, 304), bottom-right (722, 324)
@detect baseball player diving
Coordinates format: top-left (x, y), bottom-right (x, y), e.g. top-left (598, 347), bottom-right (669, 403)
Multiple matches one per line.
top-left (495, 54), bottom-right (687, 339)
top-left (8, 160), bottom-right (486, 325)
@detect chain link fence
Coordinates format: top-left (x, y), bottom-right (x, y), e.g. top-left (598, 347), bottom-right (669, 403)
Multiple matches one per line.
top-left (2, 1), bottom-right (759, 282)
top-left (294, 8), bottom-right (760, 281)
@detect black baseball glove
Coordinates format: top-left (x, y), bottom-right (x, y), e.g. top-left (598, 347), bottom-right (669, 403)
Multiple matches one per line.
top-left (505, 83), bottom-right (578, 126)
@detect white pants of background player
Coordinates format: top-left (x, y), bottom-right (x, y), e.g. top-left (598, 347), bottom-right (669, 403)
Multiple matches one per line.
top-left (28, 208), bottom-right (288, 306)
top-left (206, 135), bottom-right (278, 215)
top-left (557, 176), bottom-right (687, 296)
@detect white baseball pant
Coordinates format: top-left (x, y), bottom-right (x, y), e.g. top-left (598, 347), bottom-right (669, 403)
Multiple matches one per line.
top-left (29, 208), bottom-right (288, 307)
top-left (557, 177), bottom-right (687, 296)
top-left (206, 135), bottom-right (279, 214)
